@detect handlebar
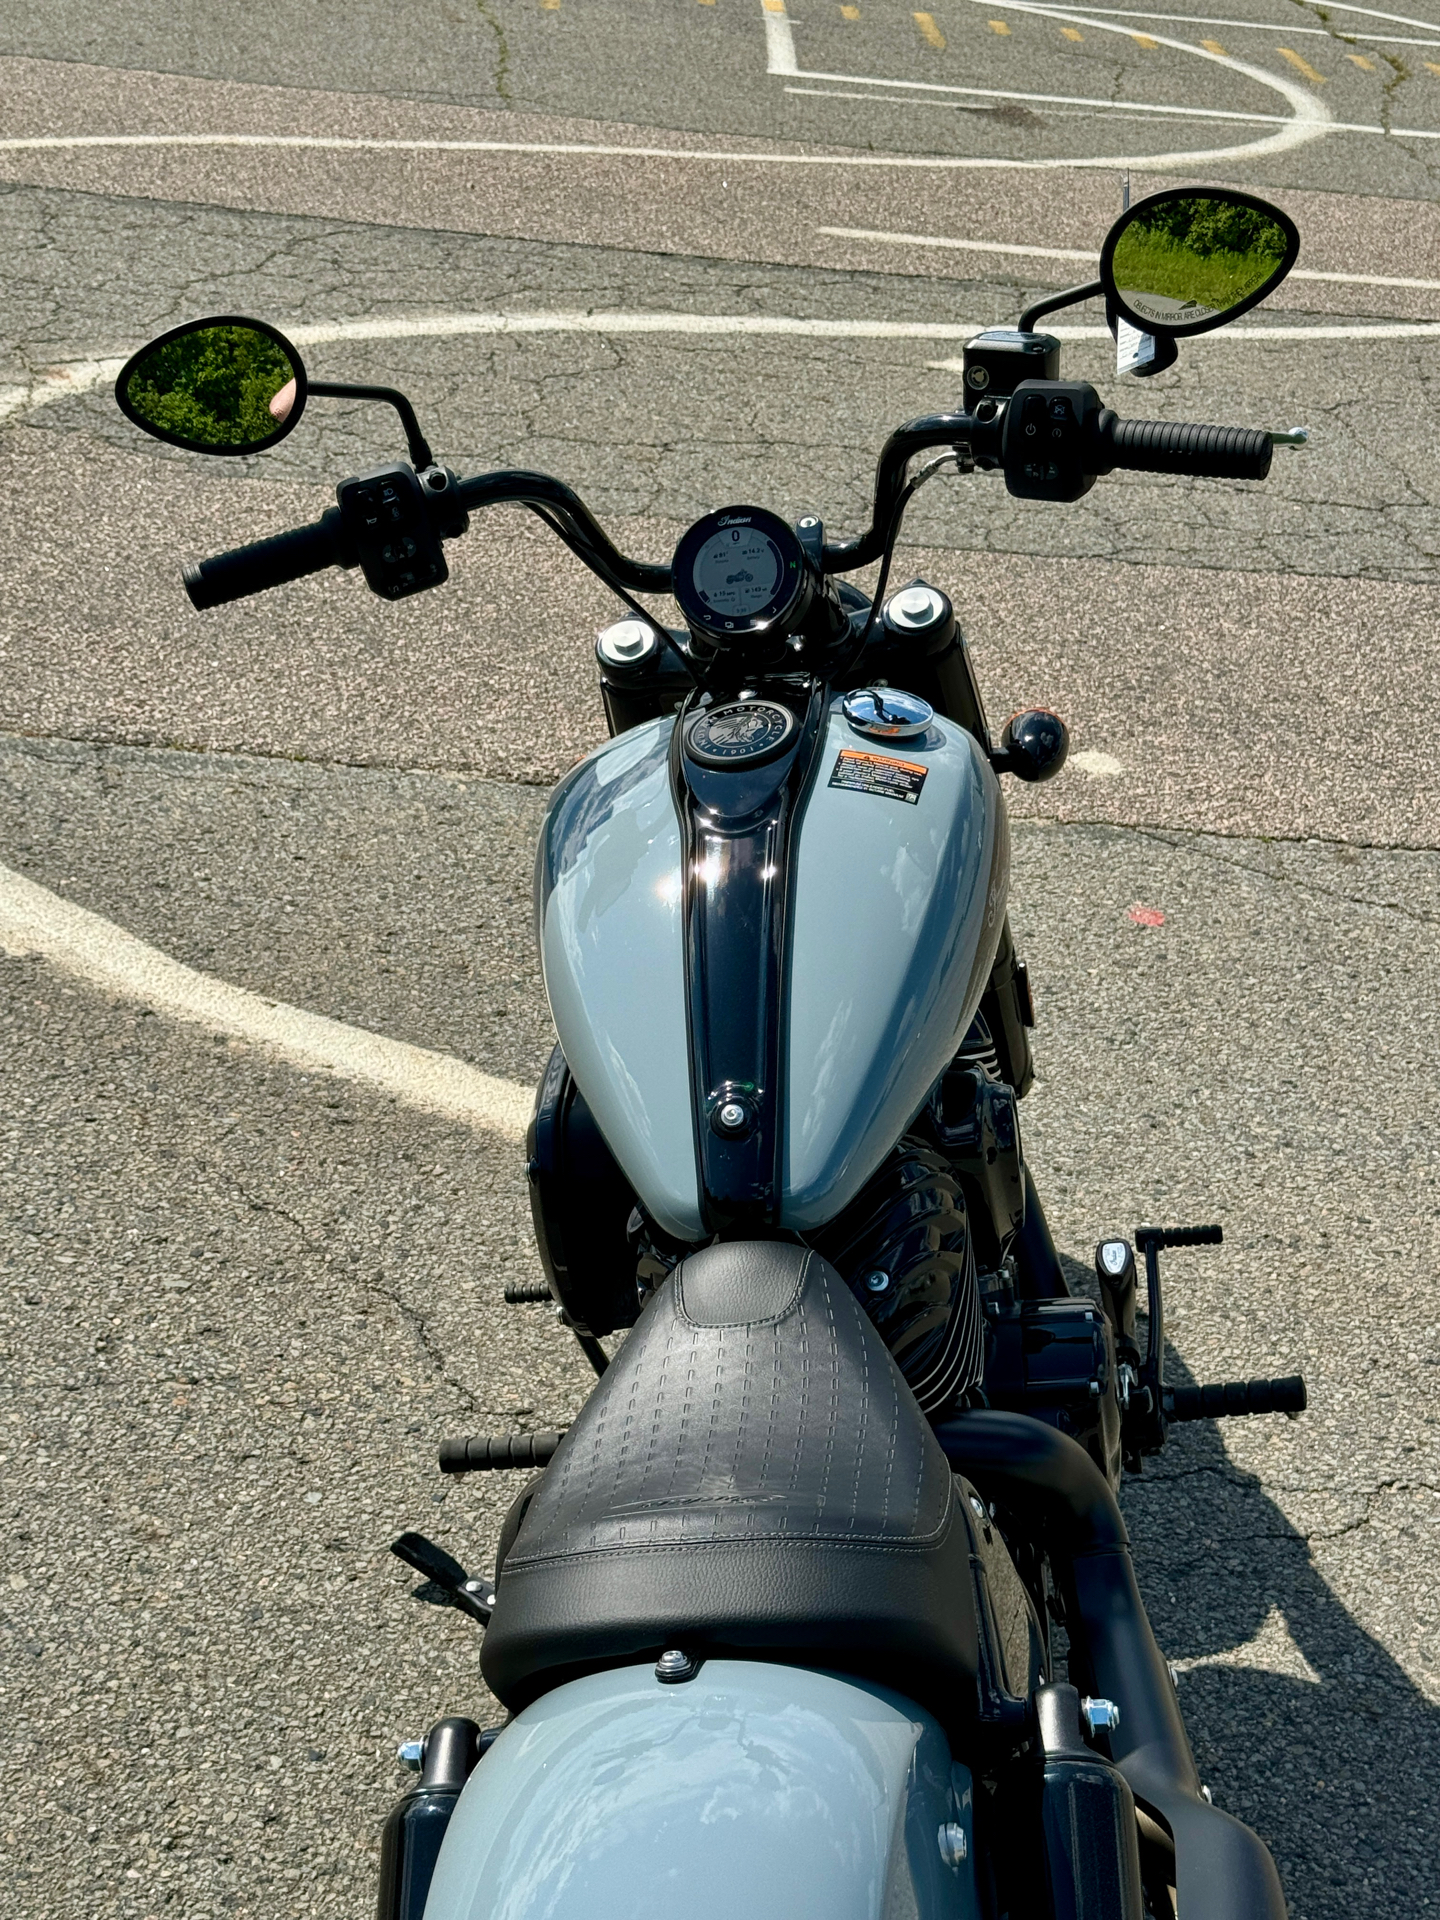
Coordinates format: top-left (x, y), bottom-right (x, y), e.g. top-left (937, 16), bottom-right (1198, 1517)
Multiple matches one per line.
top-left (177, 391), bottom-right (1281, 612)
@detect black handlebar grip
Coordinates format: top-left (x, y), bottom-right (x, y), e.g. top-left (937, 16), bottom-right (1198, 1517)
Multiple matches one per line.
top-left (438, 1430), bottom-right (566, 1473)
top-left (183, 507), bottom-right (345, 610)
top-left (1097, 414), bottom-right (1272, 482)
top-left (1167, 1375), bottom-right (1307, 1421)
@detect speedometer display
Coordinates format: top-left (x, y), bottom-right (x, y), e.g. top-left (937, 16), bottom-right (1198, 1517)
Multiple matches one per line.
top-left (692, 527), bottom-right (784, 618)
top-left (670, 504), bottom-right (810, 651)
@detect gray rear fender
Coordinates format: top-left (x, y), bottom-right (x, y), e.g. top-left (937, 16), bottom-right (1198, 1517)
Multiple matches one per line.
top-left (423, 1660), bottom-right (981, 1920)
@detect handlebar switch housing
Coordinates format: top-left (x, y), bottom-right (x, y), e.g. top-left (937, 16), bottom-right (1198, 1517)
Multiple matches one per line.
top-left (336, 462), bottom-right (449, 600)
top-left (1001, 380), bottom-right (1104, 503)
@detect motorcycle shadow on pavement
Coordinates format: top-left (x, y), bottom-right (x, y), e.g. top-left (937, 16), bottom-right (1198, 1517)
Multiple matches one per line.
top-left (1087, 1299), bottom-right (1423, 1914)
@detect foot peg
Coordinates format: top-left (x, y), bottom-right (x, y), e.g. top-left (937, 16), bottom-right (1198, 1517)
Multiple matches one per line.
top-left (1166, 1375), bottom-right (1306, 1421)
top-left (504, 1283), bottom-right (553, 1305)
top-left (390, 1531), bottom-right (497, 1624)
top-left (1096, 1224), bottom-right (1306, 1463)
top-left (439, 1431), bottom-right (566, 1473)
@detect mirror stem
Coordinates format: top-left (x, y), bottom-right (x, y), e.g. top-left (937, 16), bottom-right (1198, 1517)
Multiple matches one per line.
top-left (309, 380), bottom-right (434, 470)
top-left (1017, 279), bottom-right (1103, 334)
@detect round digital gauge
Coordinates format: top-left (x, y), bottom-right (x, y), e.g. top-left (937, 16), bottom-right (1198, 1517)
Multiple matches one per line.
top-left (671, 505), bottom-right (812, 649)
top-left (685, 699), bottom-right (798, 769)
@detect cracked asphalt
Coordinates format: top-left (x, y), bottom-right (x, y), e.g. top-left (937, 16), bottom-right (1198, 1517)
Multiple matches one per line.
top-left (3, 2), bottom-right (1440, 1917)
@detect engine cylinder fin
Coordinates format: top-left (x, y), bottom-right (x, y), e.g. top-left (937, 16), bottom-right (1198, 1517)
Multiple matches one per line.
top-left (809, 1137), bottom-right (983, 1413)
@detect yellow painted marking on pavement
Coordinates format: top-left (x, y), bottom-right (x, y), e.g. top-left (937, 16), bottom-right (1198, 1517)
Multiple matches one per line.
top-left (1347, 50), bottom-right (1376, 67)
top-left (1131, 31), bottom-right (1159, 47)
top-left (842, 3), bottom-right (860, 14)
top-left (988, 17), bottom-right (1012, 31)
top-left (1200, 36), bottom-right (1228, 54)
top-left (1279, 45), bottom-right (1326, 81)
top-left (915, 11), bottom-right (947, 47)
top-left (539, 0), bottom-right (559, 10)
top-left (1061, 25), bottom-right (1084, 39)
top-left (762, 0), bottom-right (787, 11)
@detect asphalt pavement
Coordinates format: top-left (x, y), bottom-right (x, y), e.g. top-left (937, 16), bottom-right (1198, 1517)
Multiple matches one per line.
top-left (3, 3), bottom-right (1439, 1917)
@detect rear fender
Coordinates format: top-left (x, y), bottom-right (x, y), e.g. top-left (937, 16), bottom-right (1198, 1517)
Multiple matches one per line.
top-left (423, 1660), bottom-right (981, 1920)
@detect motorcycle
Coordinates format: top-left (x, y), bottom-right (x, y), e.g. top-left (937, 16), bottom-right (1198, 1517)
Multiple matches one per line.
top-left (115, 183), bottom-right (1312, 1920)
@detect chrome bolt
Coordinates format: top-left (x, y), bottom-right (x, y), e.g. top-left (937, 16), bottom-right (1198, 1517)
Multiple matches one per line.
top-left (1080, 1696), bottom-right (1121, 1736)
top-left (938, 1821), bottom-right (969, 1867)
top-left (596, 618), bottom-right (659, 667)
top-left (968, 1493), bottom-right (987, 1520)
top-left (864, 1269), bottom-right (891, 1293)
top-left (885, 585), bottom-right (946, 631)
top-left (397, 1739), bottom-right (424, 1773)
top-left (1201, 1784), bottom-right (1213, 1804)
top-left (655, 1649), bottom-right (698, 1683)
top-left (717, 1101), bottom-right (748, 1133)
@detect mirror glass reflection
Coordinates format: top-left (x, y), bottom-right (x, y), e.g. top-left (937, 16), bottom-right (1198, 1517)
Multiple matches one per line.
top-left (118, 322), bottom-right (302, 454)
top-left (1109, 194), bottom-right (1292, 328)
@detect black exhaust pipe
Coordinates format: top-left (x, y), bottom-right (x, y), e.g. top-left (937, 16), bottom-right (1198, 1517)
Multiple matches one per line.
top-left (932, 1410), bottom-right (1286, 1920)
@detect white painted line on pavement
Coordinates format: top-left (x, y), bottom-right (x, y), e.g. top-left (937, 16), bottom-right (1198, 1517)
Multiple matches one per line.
top-left (0, 861), bottom-right (532, 1143)
top-left (819, 226), bottom-right (1440, 295)
top-left (761, 0), bottom-right (1331, 165)
top-left (9, 308), bottom-right (1440, 431)
top-left (798, 77), bottom-right (1294, 124)
top-left (1041, 0), bottom-right (1440, 43)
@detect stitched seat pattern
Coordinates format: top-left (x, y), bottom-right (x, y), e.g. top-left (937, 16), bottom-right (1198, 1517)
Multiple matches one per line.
top-left (506, 1247), bottom-right (950, 1565)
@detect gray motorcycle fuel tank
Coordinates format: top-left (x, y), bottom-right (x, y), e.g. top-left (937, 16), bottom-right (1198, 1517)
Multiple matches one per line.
top-left (536, 699), bottom-right (1007, 1239)
top-left (422, 1660), bottom-right (980, 1920)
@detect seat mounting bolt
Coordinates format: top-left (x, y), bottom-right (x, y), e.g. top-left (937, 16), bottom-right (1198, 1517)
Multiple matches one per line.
top-left (655, 1649), bottom-right (698, 1683)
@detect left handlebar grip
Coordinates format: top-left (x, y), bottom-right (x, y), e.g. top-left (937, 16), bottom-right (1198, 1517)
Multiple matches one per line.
top-left (183, 508), bottom-right (345, 610)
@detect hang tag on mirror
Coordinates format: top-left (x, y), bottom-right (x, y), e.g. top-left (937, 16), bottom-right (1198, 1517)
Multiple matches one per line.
top-left (1116, 318), bottom-right (1158, 376)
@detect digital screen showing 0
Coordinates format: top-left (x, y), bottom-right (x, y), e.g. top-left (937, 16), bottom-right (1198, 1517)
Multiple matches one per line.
top-left (693, 526), bottom-right (783, 618)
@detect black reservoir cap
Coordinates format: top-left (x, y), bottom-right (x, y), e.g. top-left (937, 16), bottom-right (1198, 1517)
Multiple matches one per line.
top-left (962, 329), bottom-right (1062, 406)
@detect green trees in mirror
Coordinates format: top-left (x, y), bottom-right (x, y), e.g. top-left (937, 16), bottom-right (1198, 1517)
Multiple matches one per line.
top-left (115, 317), bottom-right (307, 455)
top-left (1102, 189), bottom-right (1299, 337)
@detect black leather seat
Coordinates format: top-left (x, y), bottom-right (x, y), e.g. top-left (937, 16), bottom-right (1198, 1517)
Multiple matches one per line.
top-left (481, 1242), bottom-right (981, 1721)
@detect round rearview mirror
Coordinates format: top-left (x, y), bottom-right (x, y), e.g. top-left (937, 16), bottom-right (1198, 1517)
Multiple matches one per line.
top-left (1099, 188), bottom-right (1299, 339)
top-left (114, 316), bottom-right (307, 455)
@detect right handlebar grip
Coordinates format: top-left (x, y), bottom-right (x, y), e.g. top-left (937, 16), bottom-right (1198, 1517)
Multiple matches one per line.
top-left (1100, 415), bottom-right (1273, 482)
top-left (183, 507), bottom-right (345, 610)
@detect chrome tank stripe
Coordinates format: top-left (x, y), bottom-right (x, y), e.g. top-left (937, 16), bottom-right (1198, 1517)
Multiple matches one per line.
top-left (536, 718), bottom-right (702, 1241)
top-left (423, 1661), bottom-right (979, 1920)
top-left (781, 701), bottom-right (1008, 1232)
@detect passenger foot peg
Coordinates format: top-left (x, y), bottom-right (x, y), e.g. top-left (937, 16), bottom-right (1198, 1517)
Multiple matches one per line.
top-left (390, 1530), bottom-right (497, 1624)
top-left (438, 1431), bottom-right (566, 1473)
top-left (1165, 1375), bottom-right (1307, 1422)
